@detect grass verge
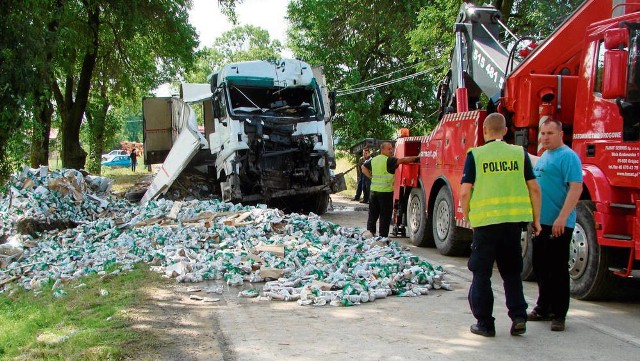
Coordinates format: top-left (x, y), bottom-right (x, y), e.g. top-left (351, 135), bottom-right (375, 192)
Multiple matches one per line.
top-left (0, 265), bottom-right (167, 361)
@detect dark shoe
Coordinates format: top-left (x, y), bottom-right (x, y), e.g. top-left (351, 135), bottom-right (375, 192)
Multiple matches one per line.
top-left (527, 310), bottom-right (552, 321)
top-left (550, 318), bottom-right (565, 332)
top-left (510, 319), bottom-right (527, 336)
top-left (359, 200), bottom-right (368, 204)
top-left (470, 324), bottom-right (495, 337)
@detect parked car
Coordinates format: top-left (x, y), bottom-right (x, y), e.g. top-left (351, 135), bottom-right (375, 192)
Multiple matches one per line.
top-left (101, 155), bottom-right (131, 167)
top-left (101, 149), bottom-right (128, 162)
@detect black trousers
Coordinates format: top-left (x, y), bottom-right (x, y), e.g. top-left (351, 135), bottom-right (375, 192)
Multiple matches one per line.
top-left (532, 224), bottom-right (572, 319)
top-left (367, 191), bottom-right (393, 237)
top-left (468, 222), bottom-right (528, 328)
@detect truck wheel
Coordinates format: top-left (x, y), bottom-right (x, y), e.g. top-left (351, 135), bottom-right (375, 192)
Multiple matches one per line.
top-left (569, 201), bottom-right (618, 300)
top-left (432, 186), bottom-right (470, 256)
top-left (521, 224), bottom-right (535, 281)
top-left (125, 188), bottom-right (147, 203)
top-left (407, 188), bottom-right (434, 247)
top-left (313, 193), bottom-right (330, 215)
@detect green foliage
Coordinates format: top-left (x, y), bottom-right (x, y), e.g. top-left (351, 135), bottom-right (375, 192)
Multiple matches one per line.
top-left (186, 25), bottom-right (283, 83)
top-left (507, 0), bottom-right (585, 38)
top-left (287, 0), bottom-right (440, 150)
top-left (0, 0), bottom-right (49, 182)
top-left (218, 0), bottom-right (245, 24)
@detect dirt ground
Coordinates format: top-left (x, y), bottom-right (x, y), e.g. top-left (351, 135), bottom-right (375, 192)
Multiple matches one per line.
top-left (127, 194), bottom-right (367, 361)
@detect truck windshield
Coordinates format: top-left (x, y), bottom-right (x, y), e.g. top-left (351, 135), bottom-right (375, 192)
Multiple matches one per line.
top-left (228, 85), bottom-right (322, 118)
top-left (627, 26), bottom-right (640, 102)
top-left (623, 25), bottom-right (640, 141)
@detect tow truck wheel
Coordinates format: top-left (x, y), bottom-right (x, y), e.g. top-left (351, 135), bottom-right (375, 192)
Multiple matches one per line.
top-left (407, 188), bottom-right (434, 247)
top-left (521, 224), bottom-right (535, 281)
top-left (569, 201), bottom-right (619, 300)
top-left (432, 186), bottom-right (471, 256)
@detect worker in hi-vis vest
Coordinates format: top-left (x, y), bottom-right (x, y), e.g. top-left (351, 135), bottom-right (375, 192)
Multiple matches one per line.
top-left (362, 142), bottom-right (419, 237)
top-left (460, 113), bottom-right (541, 338)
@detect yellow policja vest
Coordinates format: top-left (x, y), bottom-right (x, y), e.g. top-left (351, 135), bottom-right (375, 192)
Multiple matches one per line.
top-left (370, 154), bottom-right (394, 192)
top-left (468, 141), bottom-right (532, 227)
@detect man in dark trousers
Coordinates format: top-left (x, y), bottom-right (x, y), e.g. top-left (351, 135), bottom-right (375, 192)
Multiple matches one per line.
top-left (460, 113), bottom-right (541, 337)
top-left (130, 149), bottom-right (137, 172)
top-left (528, 118), bottom-right (582, 332)
top-left (353, 148), bottom-right (371, 203)
top-left (361, 142), bottom-right (418, 237)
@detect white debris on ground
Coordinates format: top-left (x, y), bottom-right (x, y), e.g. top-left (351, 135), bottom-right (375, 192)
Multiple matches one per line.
top-left (0, 167), bottom-right (451, 306)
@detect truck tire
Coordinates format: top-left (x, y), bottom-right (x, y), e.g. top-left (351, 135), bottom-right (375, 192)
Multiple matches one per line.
top-left (521, 224), bottom-right (535, 281)
top-left (407, 188), bottom-right (434, 247)
top-left (569, 201), bottom-right (619, 300)
top-left (313, 193), bottom-right (330, 215)
top-left (125, 188), bottom-right (147, 203)
top-left (432, 186), bottom-right (471, 256)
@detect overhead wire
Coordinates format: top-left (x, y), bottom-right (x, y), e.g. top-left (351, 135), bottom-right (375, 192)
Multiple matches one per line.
top-left (347, 62), bottom-right (424, 88)
top-left (336, 64), bottom-right (445, 97)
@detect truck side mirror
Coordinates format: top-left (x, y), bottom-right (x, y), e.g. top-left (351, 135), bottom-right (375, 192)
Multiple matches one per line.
top-left (329, 90), bottom-right (337, 117)
top-left (213, 95), bottom-right (221, 119)
top-left (210, 73), bottom-right (219, 93)
top-left (602, 28), bottom-right (628, 99)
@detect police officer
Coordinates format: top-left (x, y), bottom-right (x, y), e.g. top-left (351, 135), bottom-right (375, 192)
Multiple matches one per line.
top-left (460, 113), bottom-right (541, 337)
top-left (362, 142), bottom-right (418, 237)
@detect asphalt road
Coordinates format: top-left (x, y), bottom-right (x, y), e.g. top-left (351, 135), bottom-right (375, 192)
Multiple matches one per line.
top-left (143, 194), bottom-right (640, 361)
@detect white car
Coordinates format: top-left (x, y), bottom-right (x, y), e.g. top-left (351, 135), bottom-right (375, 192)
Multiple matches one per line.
top-left (101, 149), bottom-right (128, 162)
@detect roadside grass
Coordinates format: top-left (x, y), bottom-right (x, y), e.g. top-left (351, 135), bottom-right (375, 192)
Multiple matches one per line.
top-left (100, 165), bottom-right (152, 194)
top-left (336, 154), bottom-right (358, 198)
top-left (0, 265), bottom-right (166, 360)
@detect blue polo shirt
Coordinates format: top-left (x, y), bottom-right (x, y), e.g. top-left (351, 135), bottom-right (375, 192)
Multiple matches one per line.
top-left (533, 145), bottom-right (582, 228)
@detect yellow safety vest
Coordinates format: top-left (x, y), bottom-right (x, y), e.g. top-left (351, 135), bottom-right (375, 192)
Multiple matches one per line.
top-left (468, 141), bottom-right (532, 227)
top-left (370, 154), bottom-right (394, 192)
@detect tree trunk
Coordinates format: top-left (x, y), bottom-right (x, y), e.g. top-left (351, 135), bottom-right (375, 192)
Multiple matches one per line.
top-left (30, 90), bottom-right (54, 168)
top-left (55, 7), bottom-right (100, 170)
top-left (84, 95), bottom-right (109, 174)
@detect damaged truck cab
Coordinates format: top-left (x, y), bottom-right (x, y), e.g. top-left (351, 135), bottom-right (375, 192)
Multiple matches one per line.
top-left (142, 59), bottom-right (345, 214)
top-left (208, 59), bottom-right (341, 213)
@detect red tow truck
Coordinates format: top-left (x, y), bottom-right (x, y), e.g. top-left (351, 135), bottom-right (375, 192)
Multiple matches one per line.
top-left (392, 0), bottom-right (640, 299)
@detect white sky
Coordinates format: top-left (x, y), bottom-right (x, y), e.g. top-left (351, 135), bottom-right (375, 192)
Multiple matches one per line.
top-left (189, 0), bottom-right (292, 56)
top-left (156, 0), bottom-right (292, 96)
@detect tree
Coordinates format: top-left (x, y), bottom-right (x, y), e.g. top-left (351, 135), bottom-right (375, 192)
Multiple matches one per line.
top-left (218, 0), bottom-right (244, 24)
top-left (0, 0), bottom-right (49, 181)
top-left (47, 0), bottom-right (198, 170)
top-left (80, 1), bottom-right (197, 174)
top-left (186, 25), bottom-right (282, 83)
top-left (287, 0), bottom-right (439, 150)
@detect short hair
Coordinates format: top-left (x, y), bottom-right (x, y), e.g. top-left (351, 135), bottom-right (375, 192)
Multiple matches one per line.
top-left (483, 113), bottom-right (506, 134)
top-left (380, 142), bottom-right (393, 151)
top-left (541, 118), bottom-right (563, 131)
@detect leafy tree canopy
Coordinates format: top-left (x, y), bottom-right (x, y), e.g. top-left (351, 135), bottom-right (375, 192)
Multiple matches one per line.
top-left (186, 25), bottom-right (282, 83)
top-left (288, 0), bottom-right (439, 150)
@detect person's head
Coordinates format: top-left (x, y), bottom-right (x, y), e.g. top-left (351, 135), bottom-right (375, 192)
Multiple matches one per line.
top-left (482, 113), bottom-right (507, 141)
top-left (380, 142), bottom-right (394, 156)
top-left (539, 118), bottom-right (564, 150)
top-left (362, 148), bottom-right (370, 158)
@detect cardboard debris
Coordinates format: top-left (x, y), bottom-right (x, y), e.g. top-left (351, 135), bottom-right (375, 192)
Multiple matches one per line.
top-left (253, 245), bottom-right (285, 258)
top-left (259, 266), bottom-right (284, 280)
top-left (167, 201), bottom-right (183, 220)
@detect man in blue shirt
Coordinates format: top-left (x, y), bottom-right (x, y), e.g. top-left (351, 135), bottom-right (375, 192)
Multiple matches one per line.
top-left (529, 118), bottom-right (583, 332)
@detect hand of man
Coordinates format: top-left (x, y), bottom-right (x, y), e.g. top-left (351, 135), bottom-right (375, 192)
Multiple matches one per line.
top-left (551, 216), bottom-right (568, 237)
top-left (531, 221), bottom-right (542, 236)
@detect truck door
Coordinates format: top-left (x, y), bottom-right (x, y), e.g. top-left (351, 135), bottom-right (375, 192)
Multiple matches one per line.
top-left (142, 97), bottom-right (173, 164)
